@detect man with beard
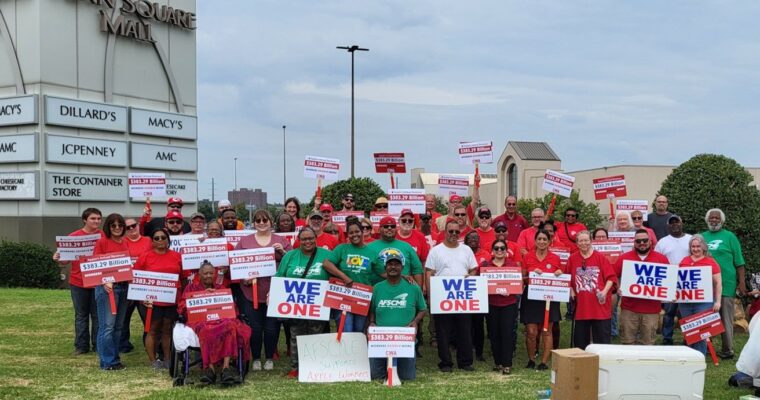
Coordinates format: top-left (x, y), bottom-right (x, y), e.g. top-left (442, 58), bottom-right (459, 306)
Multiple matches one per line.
top-left (701, 208), bottom-right (747, 359)
top-left (141, 197), bottom-right (191, 237)
top-left (613, 229), bottom-right (669, 345)
top-left (368, 216), bottom-right (424, 287)
top-left (220, 208), bottom-right (240, 232)
top-left (164, 210), bottom-right (186, 236)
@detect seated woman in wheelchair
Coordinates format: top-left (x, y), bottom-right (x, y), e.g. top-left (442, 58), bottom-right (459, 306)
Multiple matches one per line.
top-left (178, 261), bottom-right (252, 385)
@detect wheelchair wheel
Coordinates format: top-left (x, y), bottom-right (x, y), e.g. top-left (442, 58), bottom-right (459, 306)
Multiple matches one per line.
top-left (168, 342), bottom-right (178, 378)
top-left (172, 376), bottom-right (184, 387)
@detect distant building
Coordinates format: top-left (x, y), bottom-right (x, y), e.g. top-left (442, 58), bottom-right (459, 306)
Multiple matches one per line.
top-left (229, 188), bottom-right (267, 209)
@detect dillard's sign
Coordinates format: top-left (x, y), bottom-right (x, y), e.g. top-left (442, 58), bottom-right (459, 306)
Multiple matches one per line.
top-left (88, 0), bottom-right (197, 43)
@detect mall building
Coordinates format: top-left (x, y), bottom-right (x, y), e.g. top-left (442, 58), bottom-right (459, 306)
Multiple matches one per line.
top-left (0, 0), bottom-right (198, 246)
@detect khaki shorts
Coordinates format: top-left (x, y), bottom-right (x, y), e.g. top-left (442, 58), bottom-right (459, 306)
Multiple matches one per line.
top-left (619, 308), bottom-right (659, 345)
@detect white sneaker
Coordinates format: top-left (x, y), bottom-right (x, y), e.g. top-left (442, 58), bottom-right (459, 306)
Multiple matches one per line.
top-left (264, 360), bottom-right (274, 370)
top-left (252, 360), bottom-right (262, 371)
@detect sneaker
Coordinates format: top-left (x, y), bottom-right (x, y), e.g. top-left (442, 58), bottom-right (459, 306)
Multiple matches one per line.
top-left (525, 360), bottom-right (536, 369)
top-left (151, 359), bottom-right (164, 370)
top-left (252, 360), bottom-right (262, 371)
top-left (200, 368), bottom-right (216, 384)
top-left (537, 363), bottom-right (548, 370)
top-left (286, 369), bottom-right (298, 378)
top-left (264, 360), bottom-right (274, 371)
top-left (492, 364), bottom-right (503, 372)
top-left (439, 366), bottom-right (452, 373)
top-left (502, 366), bottom-right (512, 375)
top-left (460, 365), bottom-right (475, 371)
top-left (73, 349), bottom-right (88, 356)
top-left (718, 351), bottom-right (735, 360)
top-left (221, 367), bottom-right (237, 385)
top-left (105, 363), bottom-right (126, 371)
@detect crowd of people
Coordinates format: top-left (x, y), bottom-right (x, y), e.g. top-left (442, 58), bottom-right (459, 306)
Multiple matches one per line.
top-left (53, 191), bottom-right (757, 384)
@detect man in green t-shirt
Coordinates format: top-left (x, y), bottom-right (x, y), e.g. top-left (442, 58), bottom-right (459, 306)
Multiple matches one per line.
top-left (367, 216), bottom-right (424, 286)
top-left (369, 254), bottom-right (426, 381)
top-left (702, 208), bottom-right (747, 359)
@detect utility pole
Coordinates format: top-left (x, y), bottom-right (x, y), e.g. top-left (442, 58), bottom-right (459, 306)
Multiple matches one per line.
top-left (211, 178), bottom-right (215, 210)
top-left (283, 125), bottom-right (287, 204)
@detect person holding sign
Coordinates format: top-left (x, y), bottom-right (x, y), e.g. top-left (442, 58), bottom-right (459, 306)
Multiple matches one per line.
top-left (120, 217), bottom-right (153, 353)
top-left (140, 197), bottom-right (191, 237)
top-left (368, 254), bottom-right (427, 381)
top-left (425, 219), bottom-right (478, 372)
top-left (178, 262), bottom-right (252, 385)
top-left (483, 240), bottom-right (522, 375)
top-left (613, 229), bottom-right (669, 345)
top-left (567, 231), bottom-right (616, 349)
top-left (520, 229), bottom-right (564, 370)
top-left (678, 234), bottom-right (723, 354)
top-left (133, 227), bottom-right (183, 369)
top-left (323, 220), bottom-right (378, 333)
top-left (555, 208), bottom-right (587, 252)
top-left (234, 210), bottom-right (292, 371)
top-left (631, 210), bottom-right (657, 247)
top-left (53, 208), bottom-right (104, 356)
top-left (475, 207), bottom-right (496, 253)
top-left (92, 213), bottom-right (132, 370)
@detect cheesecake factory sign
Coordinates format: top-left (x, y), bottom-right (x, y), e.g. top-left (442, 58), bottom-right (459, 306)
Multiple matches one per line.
top-left (87, 0), bottom-right (197, 42)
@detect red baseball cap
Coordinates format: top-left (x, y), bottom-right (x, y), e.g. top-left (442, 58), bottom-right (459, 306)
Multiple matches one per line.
top-left (379, 216), bottom-right (397, 226)
top-left (167, 197), bottom-right (183, 206)
top-left (319, 204), bottom-right (334, 212)
top-left (166, 210), bottom-right (184, 220)
top-left (400, 208), bottom-right (414, 217)
top-left (449, 194), bottom-right (462, 203)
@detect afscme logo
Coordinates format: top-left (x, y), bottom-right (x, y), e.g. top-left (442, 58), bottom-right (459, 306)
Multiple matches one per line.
top-left (378, 293), bottom-right (408, 308)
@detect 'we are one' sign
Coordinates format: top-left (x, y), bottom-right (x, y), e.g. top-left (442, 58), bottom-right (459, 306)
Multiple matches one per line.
top-left (620, 261), bottom-right (713, 303)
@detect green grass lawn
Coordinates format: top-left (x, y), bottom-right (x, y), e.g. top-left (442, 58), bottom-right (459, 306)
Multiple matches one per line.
top-left (0, 288), bottom-right (753, 399)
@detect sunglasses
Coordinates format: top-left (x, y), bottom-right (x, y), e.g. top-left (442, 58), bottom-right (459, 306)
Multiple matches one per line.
top-left (454, 213), bottom-right (467, 217)
top-left (493, 246), bottom-right (506, 251)
top-left (447, 230), bottom-right (461, 235)
top-left (361, 225), bottom-right (372, 231)
top-left (565, 214), bottom-right (578, 218)
top-left (506, 203), bottom-right (516, 206)
top-left (125, 224), bottom-right (137, 230)
top-left (400, 219), bottom-right (414, 224)
top-left (254, 218), bottom-right (269, 224)
top-left (479, 215), bottom-right (491, 219)
top-left (381, 225), bottom-right (396, 229)
top-left (166, 220), bottom-right (182, 225)
top-left (420, 216), bottom-right (432, 221)
top-left (324, 230), bottom-right (337, 234)
top-left (168, 204), bottom-right (182, 209)
top-left (634, 238), bottom-right (650, 244)
top-left (495, 228), bottom-right (507, 233)
top-left (152, 235), bottom-right (168, 241)
top-left (631, 216), bottom-right (643, 221)
top-left (343, 198), bottom-right (354, 202)
top-left (375, 204), bottom-right (388, 209)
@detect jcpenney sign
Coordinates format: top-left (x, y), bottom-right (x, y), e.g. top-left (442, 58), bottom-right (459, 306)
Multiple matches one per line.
top-left (46, 134), bottom-right (127, 167)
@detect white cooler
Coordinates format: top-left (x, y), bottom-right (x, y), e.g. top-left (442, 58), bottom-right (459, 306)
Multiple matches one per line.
top-left (586, 344), bottom-right (706, 399)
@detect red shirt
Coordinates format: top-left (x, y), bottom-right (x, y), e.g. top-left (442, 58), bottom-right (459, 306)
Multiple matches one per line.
top-left (523, 251), bottom-right (564, 275)
top-left (396, 230), bottom-right (430, 263)
top-left (614, 250), bottom-right (670, 314)
top-left (125, 236), bottom-right (153, 263)
top-left (133, 249), bottom-right (183, 306)
top-left (678, 255), bottom-right (721, 275)
top-left (294, 232), bottom-right (339, 250)
top-left (67, 229), bottom-right (105, 287)
top-left (93, 237), bottom-right (131, 256)
top-left (555, 222), bottom-right (588, 251)
top-left (568, 251), bottom-right (617, 320)
top-left (473, 248), bottom-right (492, 270)
top-left (476, 227), bottom-right (496, 254)
top-left (492, 213), bottom-right (529, 243)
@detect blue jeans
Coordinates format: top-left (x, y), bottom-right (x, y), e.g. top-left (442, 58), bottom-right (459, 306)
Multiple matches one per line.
top-left (662, 303), bottom-right (679, 343)
top-left (678, 302), bottom-right (713, 355)
top-left (370, 357), bottom-right (416, 381)
top-left (95, 284), bottom-right (128, 369)
top-left (332, 310), bottom-right (367, 333)
top-left (71, 285), bottom-right (98, 352)
top-left (611, 295), bottom-right (620, 337)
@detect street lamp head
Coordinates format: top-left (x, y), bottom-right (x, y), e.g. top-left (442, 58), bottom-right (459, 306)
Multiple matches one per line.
top-left (337, 45), bottom-right (369, 52)
top-left (282, 125), bottom-right (286, 129)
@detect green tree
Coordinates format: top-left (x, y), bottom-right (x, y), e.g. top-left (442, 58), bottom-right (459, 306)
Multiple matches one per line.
top-left (517, 190), bottom-right (604, 230)
top-left (197, 201), bottom-right (215, 222)
top-left (235, 202), bottom-right (250, 223)
top-left (308, 177), bottom-right (387, 215)
top-left (657, 154), bottom-right (760, 274)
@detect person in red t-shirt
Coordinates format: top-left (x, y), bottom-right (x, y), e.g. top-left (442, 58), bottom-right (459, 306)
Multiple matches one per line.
top-left (121, 217), bottom-right (153, 353)
top-left (483, 239), bottom-right (522, 374)
top-left (293, 212), bottom-right (339, 250)
top-left (520, 229), bottom-right (564, 370)
top-left (465, 230), bottom-right (492, 361)
top-left (133, 227), bottom-right (183, 369)
top-left (284, 197), bottom-right (307, 229)
top-left (435, 206), bottom-right (473, 244)
top-left (53, 208), bottom-right (104, 356)
top-left (613, 229), bottom-right (669, 345)
top-left (491, 196), bottom-right (529, 243)
top-left (516, 208), bottom-right (545, 255)
top-left (397, 209), bottom-right (430, 262)
top-left (475, 207), bottom-right (496, 252)
top-left (568, 231), bottom-right (617, 349)
top-left (555, 208), bottom-right (587, 252)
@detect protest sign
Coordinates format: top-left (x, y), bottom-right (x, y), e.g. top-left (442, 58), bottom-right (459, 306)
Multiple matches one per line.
top-left (55, 233), bottom-right (101, 261)
top-left (438, 174), bottom-right (469, 197)
top-left (297, 333), bottom-right (371, 383)
top-left (228, 248), bottom-right (277, 280)
top-left (527, 272), bottom-right (571, 302)
top-left (128, 173), bottom-right (166, 198)
top-left (169, 234), bottom-right (203, 251)
top-left (542, 169), bottom-right (575, 197)
top-left (593, 175), bottom-right (627, 200)
top-left (179, 238), bottom-right (229, 270)
top-left (592, 240), bottom-right (623, 264)
top-left (304, 155), bottom-right (340, 181)
top-left (619, 260), bottom-right (678, 301)
top-left (388, 189), bottom-right (425, 214)
top-left (185, 289), bottom-right (236, 324)
top-left (550, 246), bottom-right (570, 270)
top-left (429, 276), bottom-right (489, 314)
top-left (374, 153), bottom-right (406, 173)
top-left (223, 230), bottom-right (256, 247)
top-left (680, 310), bottom-right (725, 345)
top-left (323, 278), bottom-right (373, 316)
top-left (480, 266), bottom-right (523, 295)
top-left (367, 326), bottom-right (416, 358)
top-left (267, 277), bottom-right (330, 321)
top-left (608, 231), bottom-right (635, 253)
top-left (458, 141), bottom-right (493, 164)
top-left (331, 211), bottom-right (366, 229)
top-left (127, 270), bottom-right (179, 303)
top-left (676, 266), bottom-right (713, 303)
top-left (80, 252), bottom-right (134, 288)
top-left (616, 199), bottom-right (649, 221)
top-left (275, 231), bottom-right (298, 247)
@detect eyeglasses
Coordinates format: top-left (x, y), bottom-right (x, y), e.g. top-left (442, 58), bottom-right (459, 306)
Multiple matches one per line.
top-left (152, 235), bottom-right (168, 241)
top-left (375, 204), bottom-right (388, 209)
top-left (495, 228), bottom-right (507, 233)
top-left (190, 219), bottom-right (205, 223)
top-left (166, 220), bottom-right (182, 225)
top-left (493, 246), bottom-right (506, 251)
top-left (634, 238), bottom-right (650, 244)
top-left (447, 230), bottom-right (461, 235)
top-left (254, 218), bottom-right (269, 224)
top-left (110, 223), bottom-right (124, 228)
top-left (565, 214), bottom-right (578, 218)
top-left (506, 203), bottom-right (516, 206)
top-left (381, 225), bottom-right (396, 229)
top-left (454, 213), bottom-right (467, 217)
top-left (631, 216), bottom-right (643, 221)
top-left (125, 224), bottom-right (137, 230)
top-left (400, 219), bottom-right (414, 224)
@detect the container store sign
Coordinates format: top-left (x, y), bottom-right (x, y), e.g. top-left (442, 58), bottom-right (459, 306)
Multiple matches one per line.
top-left (46, 172), bottom-right (126, 201)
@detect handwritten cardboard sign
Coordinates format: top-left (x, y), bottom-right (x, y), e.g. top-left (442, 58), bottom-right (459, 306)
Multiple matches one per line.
top-left (267, 277), bottom-right (330, 321)
top-left (297, 333), bottom-right (371, 382)
top-left (367, 326), bottom-right (416, 358)
top-left (619, 260), bottom-right (678, 301)
top-left (429, 276), bottom-right (489, 314)
top-left (527, 272), bottom-right (571, 302)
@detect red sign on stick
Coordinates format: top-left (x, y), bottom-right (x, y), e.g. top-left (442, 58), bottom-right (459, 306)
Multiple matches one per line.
top-left (592, 240), bottom-right (623, 265)
top-left (593, 175), bottom-right (627, 200)
top-left (80, 252), bottom-right (134, 288)
top-left (679, 310), bottom-right (725, 345)
top-left (185, 289), bottom-right (237, 324)
top-left (374, 153), bottom-right (406, 173)
top-left (323, 278), bottom-right (373, 316)
top-left (480, 266), bottom-right (523, 295)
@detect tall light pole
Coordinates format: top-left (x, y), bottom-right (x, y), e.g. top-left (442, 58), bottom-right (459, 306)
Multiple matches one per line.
top-left (282, 125), bottom-right (287, 204)
top-left (336, 44), bottom-right (368, 178)
top-left (233, 157), bottom-right (238, 204)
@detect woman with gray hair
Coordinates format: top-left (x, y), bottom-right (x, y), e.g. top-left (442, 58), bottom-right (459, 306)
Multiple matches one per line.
top-left (677, 234), bottom-right (723, 355)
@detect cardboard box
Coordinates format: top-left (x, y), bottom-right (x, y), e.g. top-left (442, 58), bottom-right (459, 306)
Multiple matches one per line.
top-left (551, 348), bottom-right (599, 400)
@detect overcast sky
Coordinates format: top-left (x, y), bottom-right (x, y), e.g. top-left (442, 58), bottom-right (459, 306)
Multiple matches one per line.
top-left (195, 1), bottom-right (760, 203)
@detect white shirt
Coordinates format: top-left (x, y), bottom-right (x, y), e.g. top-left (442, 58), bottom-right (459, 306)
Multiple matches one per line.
top-left (655, 234), bottom-right (692, 264)
top-left (426, 243), bottom-right (477, 276)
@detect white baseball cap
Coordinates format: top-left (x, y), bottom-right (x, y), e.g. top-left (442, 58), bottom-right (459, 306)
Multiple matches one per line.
top-left (218, 199), bottom-right (232, 208)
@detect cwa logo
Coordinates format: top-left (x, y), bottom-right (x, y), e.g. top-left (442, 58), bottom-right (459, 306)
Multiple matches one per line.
top-left (378, 293), bottom-right (408, 308)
